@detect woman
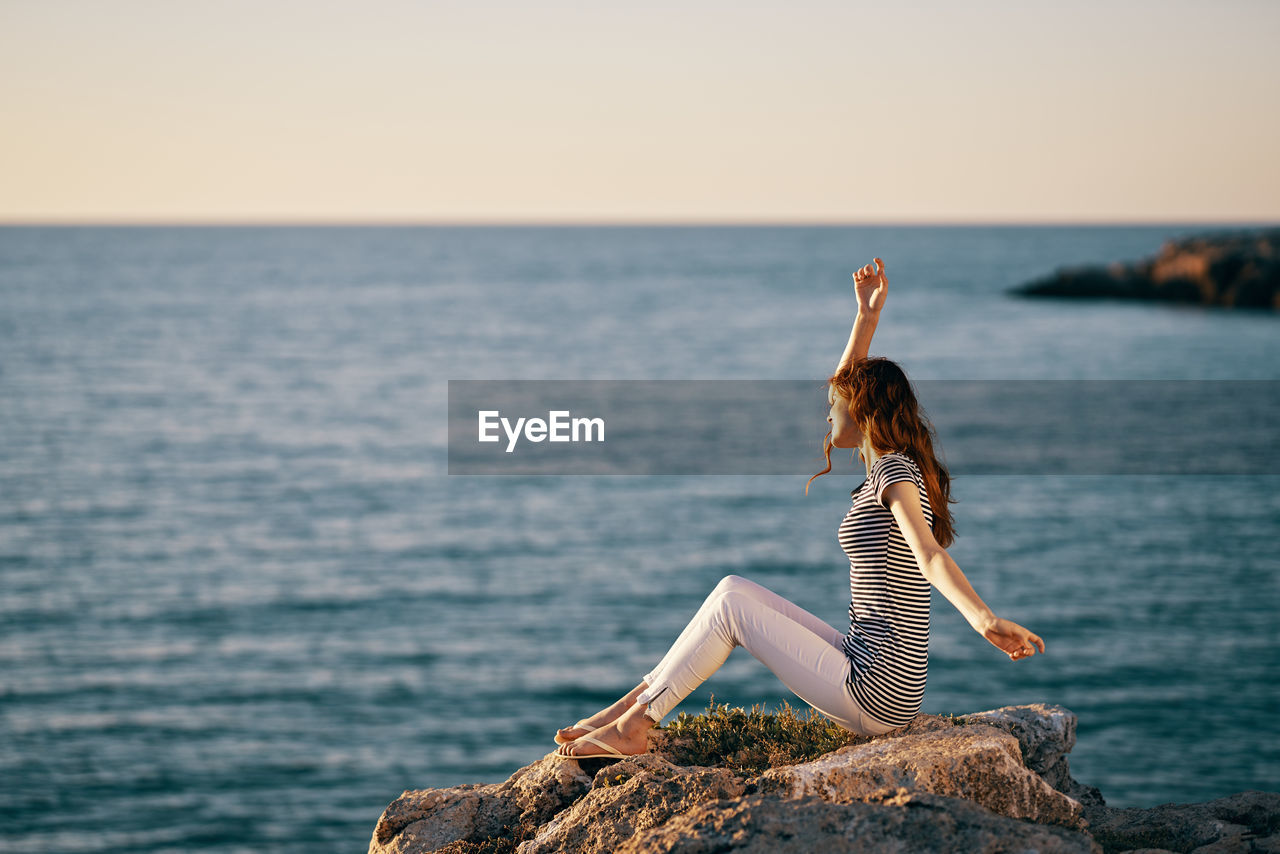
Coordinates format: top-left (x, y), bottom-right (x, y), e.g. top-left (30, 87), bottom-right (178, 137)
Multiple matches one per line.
top-left (554, 257), bottom-right (1044, 760)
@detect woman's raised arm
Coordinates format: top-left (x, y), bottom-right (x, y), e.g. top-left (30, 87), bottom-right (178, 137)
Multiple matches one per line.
top-left (883, 480), bottom-right (1045, 662)
top-left (836, 258), bottom-right (889, 372)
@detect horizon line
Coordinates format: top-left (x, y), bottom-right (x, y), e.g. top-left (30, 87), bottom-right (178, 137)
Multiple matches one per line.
top-left (2, 216), bottom-right (1279, 229)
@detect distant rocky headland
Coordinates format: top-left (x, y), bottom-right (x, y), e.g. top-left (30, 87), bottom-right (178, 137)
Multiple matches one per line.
top-left (1011, 228), bottom-right (1280, 310)
top-left (369, 703), bottom-right (1280, 853)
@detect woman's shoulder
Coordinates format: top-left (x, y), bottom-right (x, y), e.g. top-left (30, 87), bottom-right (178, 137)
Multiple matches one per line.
top-left (873, 453), bottom-right (926, 490)
top-left (874, 450), bottom-right (921, 471)
top-left (849, 452), bottom-right (912, 490)
top-left (851, 452), bottom-right (923, 499)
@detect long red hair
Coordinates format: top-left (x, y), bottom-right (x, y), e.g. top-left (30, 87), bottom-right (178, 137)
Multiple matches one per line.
top-left (806, 357), bottom-right (956, 548)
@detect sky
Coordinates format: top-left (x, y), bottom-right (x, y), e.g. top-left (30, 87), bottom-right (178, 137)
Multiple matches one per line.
top-left (1, 0), bottom-right (1278, 224)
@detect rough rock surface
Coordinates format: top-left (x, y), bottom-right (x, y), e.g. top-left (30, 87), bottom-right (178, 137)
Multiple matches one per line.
top-left (620, 789), bottom-right (1100, 854)
top-left (758, 722), bottom-right (1084, 829)
top-left (961, 703), bottom-right (1076, 771)
top-left (1011, 228), bottom-right (1280, 309)
top-left (518, 754), bottom-right (747, 854)
top-left (367, 705), bottom-right (1280, 854)
top-left (961, 703), bottom-right (1105, 806)
top-left (1082, 790), bottom-right (1280, 854)
top-left (370, 756), bottom-right (591, 853)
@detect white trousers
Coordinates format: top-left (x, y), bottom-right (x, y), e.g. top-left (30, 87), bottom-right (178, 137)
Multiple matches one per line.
top-left (635, 575), bottom-right (898, 735)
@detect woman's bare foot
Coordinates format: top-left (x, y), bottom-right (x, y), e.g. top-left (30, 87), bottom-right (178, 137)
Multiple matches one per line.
top-left (554, 713), bottom-right (652, 759)
top-left (555, 720), bottom-right (604, 743)
top-left (555, 682), bottom-right (648, 743)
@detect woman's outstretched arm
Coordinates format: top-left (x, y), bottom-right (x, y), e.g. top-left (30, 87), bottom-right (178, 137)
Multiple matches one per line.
top-left (836, 257), bottom-right (889, 372)
top-left (883, 481), bottom-right (1045, 661)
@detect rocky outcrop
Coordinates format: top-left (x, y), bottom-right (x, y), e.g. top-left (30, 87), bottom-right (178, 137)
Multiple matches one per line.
top-left (962, 703), bottom-right (1105, 807)
top-left (1082, 790), bottom-right (1280, 854)
top-left (520, 755), bottom-right (747, 854)
top-left (619, 789), bottom-right (1099, 853)
top-left (1011, 228), bottom-right (1280, 309)
top-left (368, 705), bottom-right (1280, 854)
top-left (369, 757), bottom-right (592, 853)
top-left (757, 718), bottom-right (1085, 829)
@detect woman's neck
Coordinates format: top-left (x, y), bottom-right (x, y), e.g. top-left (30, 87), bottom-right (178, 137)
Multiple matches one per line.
top-left (860, 443), bottom-right (888, 478)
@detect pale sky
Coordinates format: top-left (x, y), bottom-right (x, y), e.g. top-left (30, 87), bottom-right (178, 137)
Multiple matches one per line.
top-left (2, 0), bottom-right (1277, 223)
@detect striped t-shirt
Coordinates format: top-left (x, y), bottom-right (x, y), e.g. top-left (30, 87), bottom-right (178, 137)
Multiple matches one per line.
top-left (838, 451), bottom-right (934, 728)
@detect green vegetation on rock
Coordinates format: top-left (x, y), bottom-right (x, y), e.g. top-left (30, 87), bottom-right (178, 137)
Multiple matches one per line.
top-left (655, 697), bottom-right (867, 775)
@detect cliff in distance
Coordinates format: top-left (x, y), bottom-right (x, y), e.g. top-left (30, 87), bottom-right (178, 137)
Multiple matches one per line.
top-left (368, 703), bottom-right (1280, 853)
top-left (1011, 228), bottom-right (1280, 310)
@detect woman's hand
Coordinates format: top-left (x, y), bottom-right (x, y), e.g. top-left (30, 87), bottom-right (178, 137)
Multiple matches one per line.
top-left (980, 617), bottom-right (1045, 661)
top-left (836, 257), bottom-right (888, 369)
top-left (854, 258), bottom-right (888, 314)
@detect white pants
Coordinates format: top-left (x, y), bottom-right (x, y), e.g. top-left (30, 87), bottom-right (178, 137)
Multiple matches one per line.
top-left (635, 575), bottom-right (898, 735)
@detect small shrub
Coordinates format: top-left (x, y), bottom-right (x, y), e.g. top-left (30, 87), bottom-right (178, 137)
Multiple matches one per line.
top-left (655, 696), bottom-right (870, 775)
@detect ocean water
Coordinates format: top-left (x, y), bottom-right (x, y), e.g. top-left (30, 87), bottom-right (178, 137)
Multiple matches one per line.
top-left (1, 224), bottom-right (1277, 853)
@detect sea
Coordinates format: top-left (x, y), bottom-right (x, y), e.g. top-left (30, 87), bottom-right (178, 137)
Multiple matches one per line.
top-left (1, 224), bottom-right (1277, 853)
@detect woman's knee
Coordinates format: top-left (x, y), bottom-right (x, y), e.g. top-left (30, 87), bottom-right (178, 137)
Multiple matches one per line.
top-left (713, 574), bottom-right (749, 596)
top-left (716, 574), bottom-right (768, 597)
top-left (710, 587), bottom-right (768, 642)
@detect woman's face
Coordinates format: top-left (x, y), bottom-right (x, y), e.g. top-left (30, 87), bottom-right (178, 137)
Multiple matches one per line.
top-left (827, 386), bottom-right (863, 449)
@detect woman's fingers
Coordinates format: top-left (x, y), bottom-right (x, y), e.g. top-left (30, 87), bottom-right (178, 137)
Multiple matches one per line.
top-left (1010, 632), bottom-right (1044, 660)
top-left (853, 259), bottom-right (887, 288)
top-left (1015, 625), bottom-right (1044, 655)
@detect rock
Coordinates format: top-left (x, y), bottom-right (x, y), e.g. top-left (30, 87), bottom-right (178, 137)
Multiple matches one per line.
top-left (757, 722), bottom-right (1085, 829)
top-left (960, 703), bottom-right (1075, 771)
top-left (619, 789), bottom-right (1101, 854)
top-left (368, 756), bottom-right (591, 853)
top-left (517, 754), bottom-right (747, 854)
top-left (1046, 757), bottom-right (1107, 808)
top-left (961, 703), bottom-right (1106, 806)
top-left (1011, 228), bottom-right (1280, 309)
top-left (367, 705), bottom-right (1280, 854)
top-left (1083, 790), bottom-right (1280, 854)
